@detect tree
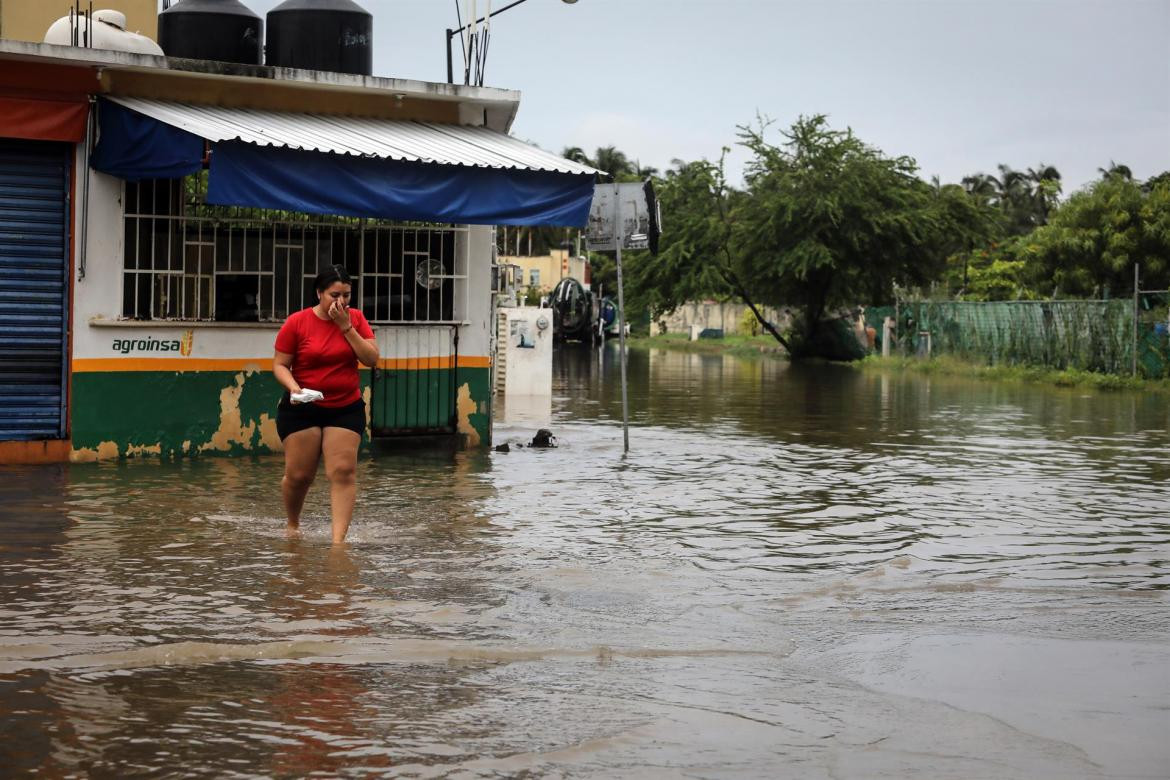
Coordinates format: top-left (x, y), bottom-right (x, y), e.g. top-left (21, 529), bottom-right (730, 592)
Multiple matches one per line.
top-left (961, 163), bottom-right (1061, 234)
top-left (626, 154), bottom-right (781, 343)
top-left (560, 145), bottom-right (643, 183)
top-left (947, 236), bottom-right (1038, 301)
top-left (594, 146), bottom-right (633, 181)
top-left (994, 164), bottom-right (1033, 233)
top-left (936, 182), bottom-right (1005, 293)
top-left (1142, 171), bottom-right (1170, 193)
top-left (634, 160), bottom-right (659, 179)
top-left (497, 224), bottom-right (572, 258)
top-left (1026, 163), bottom-right (1062, 224)
top-left (637, 116), bottom-right (989, 359)
top-left (962, 173), bottom-right (999, 205)
top-left (1098, 161), bottom-right (1134, 181)
top-left (561, 146), bottom-right (592, 166)
top-left (1017, 173), bottom-right (1170, 296)
top-left (731, 115), bottom-right (988, 357)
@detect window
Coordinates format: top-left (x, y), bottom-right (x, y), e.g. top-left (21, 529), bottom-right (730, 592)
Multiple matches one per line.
top-left (122, 176), bottom-right (468, 324)
top-left (529, 269), bottom-right (540, 287)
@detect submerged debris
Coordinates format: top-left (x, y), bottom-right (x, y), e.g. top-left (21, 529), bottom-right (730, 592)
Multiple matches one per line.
top-left (492, 430), bottom-right (556, 451)
top-left (530, 429), bottom-right (557, 448)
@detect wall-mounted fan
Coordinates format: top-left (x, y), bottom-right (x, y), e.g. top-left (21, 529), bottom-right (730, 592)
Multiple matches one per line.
top-left (415, 257), bottom-right (445, 290)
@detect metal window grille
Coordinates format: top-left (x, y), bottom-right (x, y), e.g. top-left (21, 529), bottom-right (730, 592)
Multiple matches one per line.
top-left (122, 176), bottom-right (469, 324)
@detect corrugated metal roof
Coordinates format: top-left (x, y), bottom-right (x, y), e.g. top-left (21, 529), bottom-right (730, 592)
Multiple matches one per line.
top-left (106, 96), bottom-right (601, 176)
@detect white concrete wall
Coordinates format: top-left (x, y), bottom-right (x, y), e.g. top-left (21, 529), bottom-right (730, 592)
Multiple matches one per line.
top-left (502, 307), bottom-right (552, 396)
top-left (71, 163), bottom-right (498, 366)
top-left (657, 301), bottom-right (791, 337)
top-left (73, 164), bottom-right (285, 364)
top-left (460, 224), bottom-right (494, 360)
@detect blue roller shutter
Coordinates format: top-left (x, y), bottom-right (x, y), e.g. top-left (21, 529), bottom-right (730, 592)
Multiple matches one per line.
top-left (0, 140), bottom-right (70, 441)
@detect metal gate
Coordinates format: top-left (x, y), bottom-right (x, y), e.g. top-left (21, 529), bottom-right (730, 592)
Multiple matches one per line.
top-left (370, 325), bottom-right (458, 437)
top-left (0, 140), bottom-right (70, 441)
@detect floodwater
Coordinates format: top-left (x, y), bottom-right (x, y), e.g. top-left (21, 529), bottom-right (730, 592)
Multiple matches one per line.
top-left (2, 346), bottom-right (1169, 779)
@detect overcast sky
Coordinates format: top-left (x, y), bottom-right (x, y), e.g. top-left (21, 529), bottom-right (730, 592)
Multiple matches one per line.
top-left (243, 0), bottom-right (1169, 193)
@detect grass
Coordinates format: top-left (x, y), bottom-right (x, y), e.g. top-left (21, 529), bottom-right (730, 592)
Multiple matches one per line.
top-left (623, 333), bottom-right (1170, 393)
top-left (625, 332), bottom-right (787, 358)
top-left (860, 354), bottom-right (1170, 393)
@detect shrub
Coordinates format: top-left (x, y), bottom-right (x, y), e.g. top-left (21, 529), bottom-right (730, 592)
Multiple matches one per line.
top-left (739, 307), bottom-right (760, 336)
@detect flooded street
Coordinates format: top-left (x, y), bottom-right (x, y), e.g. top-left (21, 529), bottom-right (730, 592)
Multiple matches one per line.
top-left (2, 346), bottom-right (1168, 778)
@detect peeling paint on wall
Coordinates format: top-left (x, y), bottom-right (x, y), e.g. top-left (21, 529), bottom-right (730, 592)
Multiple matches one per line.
top-left (63, 366), bottom-right (491, 461)
top-left (362, 385), bottom-right (372, 436)
top-left (69, 370), bottom-right (284, 460)
top-left (71, 440), bottom-right (120, 462)
top-left (202, 372), bottom-right (255, 453)
top-left (125, 443), bottom-right (163, 458)
top-left (456, 383), bottom-right (480, 446)
top-left (256, 415), bottom-right (281, 452)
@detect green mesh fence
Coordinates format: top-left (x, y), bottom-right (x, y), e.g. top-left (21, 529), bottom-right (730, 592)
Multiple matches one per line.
top-left (1137, 291), bottom-right (1170, 379)
top-left (897, 300), bottom-right (1137, 375)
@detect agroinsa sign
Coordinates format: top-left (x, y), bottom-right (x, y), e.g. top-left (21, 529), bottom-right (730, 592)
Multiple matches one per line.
top-left (111, 331), bottom-right (194, 356)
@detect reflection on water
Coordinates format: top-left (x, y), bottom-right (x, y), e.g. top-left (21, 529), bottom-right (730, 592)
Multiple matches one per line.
top-left (2, 345), bottom-right (1169, 778)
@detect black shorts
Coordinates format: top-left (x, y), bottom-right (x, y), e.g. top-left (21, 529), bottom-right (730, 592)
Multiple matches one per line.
top-left (276, 395), bottom-right (366, 441)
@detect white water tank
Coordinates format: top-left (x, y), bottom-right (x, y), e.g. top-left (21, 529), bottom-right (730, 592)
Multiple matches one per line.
top-left (44, 10), bottom-right (164, 55)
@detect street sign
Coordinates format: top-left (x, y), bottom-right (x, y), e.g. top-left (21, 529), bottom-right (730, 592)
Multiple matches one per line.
top-left (582, 180), bottom-right (663, 453)
top-left (585, 181), bottom-right (661, 254)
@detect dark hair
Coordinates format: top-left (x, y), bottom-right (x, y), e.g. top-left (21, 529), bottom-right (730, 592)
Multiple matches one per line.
top-left (314, 264), bottom-right (352, 292)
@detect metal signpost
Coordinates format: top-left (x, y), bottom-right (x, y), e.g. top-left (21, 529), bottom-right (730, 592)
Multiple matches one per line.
top-left (585, 181), bottom-right (661, 452)
top-left (613, 186), bottom-right (630, 452)
top-left (1133, 263), bottom-right (1140, 377)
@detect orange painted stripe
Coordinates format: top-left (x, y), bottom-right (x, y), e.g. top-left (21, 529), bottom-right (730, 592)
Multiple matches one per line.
top-left (73, 358), bottom-right (275, 373)
top-left (377, 355), bottom-right (492, 370)
top-left (72, 356), bottom-right (492, 373)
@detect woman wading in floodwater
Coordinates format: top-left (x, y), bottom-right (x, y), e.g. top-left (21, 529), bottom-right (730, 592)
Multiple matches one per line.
top-left (273, 265), bottom-right (379, 542)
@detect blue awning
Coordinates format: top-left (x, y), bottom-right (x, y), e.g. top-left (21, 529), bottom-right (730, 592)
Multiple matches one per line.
top-left (90, 97), bottom-right (599, 227)
top-left (90, 99), bottom-right (204, 180)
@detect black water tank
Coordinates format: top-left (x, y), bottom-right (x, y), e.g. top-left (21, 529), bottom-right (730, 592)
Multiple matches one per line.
top-left (158, 0), bottom-right (263, 65)
top-left (266, 0), bottom-right (373, 76)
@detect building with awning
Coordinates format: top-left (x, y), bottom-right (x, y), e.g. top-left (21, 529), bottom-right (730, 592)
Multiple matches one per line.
top-left (0, 38), bottom-right (599, 463)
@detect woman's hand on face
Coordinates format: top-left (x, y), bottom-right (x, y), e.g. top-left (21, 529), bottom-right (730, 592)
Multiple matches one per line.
top-left (327, 299), bottom-right (350, 328)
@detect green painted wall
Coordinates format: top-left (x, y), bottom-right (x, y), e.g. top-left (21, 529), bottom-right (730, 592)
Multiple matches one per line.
top-left (370, 365), bottom-right (491, 444)
top-left (372, 367), bottom-right (455, 433)
top-left (70, 367), bottom-right (492, 459)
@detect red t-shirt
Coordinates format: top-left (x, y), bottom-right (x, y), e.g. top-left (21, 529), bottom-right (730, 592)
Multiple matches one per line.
top-left (275, 307), bottom-right (375, 407)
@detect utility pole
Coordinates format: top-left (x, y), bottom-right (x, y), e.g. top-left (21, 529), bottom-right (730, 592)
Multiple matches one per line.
top-left (613, 182), bottom-right (629, 452)
top-left (1132, 263), bottom-right (1140, 377)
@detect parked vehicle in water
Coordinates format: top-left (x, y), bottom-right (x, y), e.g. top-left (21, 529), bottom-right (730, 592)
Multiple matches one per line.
top-left (598, 296), bottom-right (620, 338)
top-left (549, 277), bottom-right (595, 343)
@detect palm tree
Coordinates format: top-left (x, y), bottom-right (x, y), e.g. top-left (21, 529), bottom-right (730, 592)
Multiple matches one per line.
top-left (1143, 171), bottom-right (1170, 193)
top-left (996, 164), bottom-right (1029, 199)
top-left (593, 146), bottom-right (634, 181)
top-left (1098, 161), bottom-right (1133, 181)
top-left (1027, 163), bottom-right (1061, 184)
top-left (561, 146), bottom-right (594, 167)
top-left (561, 145), bottom-right (659, 182)
top-left (1026, 163), bottom-right (1062, 224)
top-left (561, 145), bottom-right (637, 181)
top-left (991, 165), bottom-right (1040, 234)
top-left (962, 173), bottom-right (999, 205)
top-left (634, 160), bottom-right (659, 179)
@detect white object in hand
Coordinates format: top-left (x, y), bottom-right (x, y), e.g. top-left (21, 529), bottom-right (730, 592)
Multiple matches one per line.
top-left (291, 389), bottom-right (324, 404)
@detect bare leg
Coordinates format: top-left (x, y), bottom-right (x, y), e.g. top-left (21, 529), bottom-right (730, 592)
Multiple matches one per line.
top-left (282, 427), bottom-right (323, 535)
top-left (322, 426), bottom-right (361, 543)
